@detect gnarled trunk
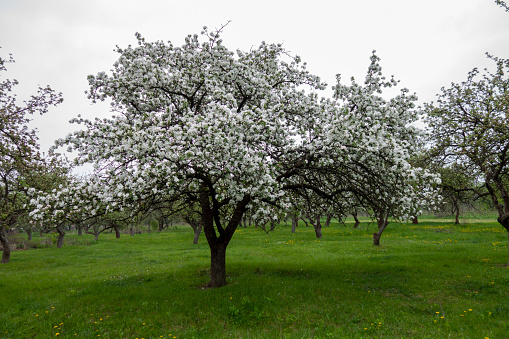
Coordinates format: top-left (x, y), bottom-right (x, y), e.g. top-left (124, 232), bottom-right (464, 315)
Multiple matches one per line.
top-left (312, 216), bottom-right (322, 239)
top-left (0, 228), bottom-right (11, 264)
top-left (352, 212), bottom-right (360, 229)
top-left (373, 208), bottom-right (390, 246)
top-left (193, 223), bottom-right (202, 245)
top-left (56, 227), bottom-right (65, 248)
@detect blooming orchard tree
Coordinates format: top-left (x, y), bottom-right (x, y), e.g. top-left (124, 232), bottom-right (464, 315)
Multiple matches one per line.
top-left (286, 52), bottom-right (440, 245)
top-left (425, 55), bottom-right (509, 265)
top-left (0, 52), bottom-right (64, 263)
top-left (31, 28), bottom-right (438, 287)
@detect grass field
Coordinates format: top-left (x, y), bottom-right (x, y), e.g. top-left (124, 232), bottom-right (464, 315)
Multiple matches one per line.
top-left (1, 219), bottom-right (508, 338)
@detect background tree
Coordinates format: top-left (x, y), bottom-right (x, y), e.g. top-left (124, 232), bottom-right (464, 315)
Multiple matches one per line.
top-left (0, 52), bottom-right (63, 263)
top-left (425, 54), bottom-right (509, 264)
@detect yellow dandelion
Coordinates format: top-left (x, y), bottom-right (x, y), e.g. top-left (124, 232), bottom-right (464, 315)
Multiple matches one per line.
top-left (35, 314), bottom-right (39, 317)
top-left (469, 309), bottom-right (472, 311)
top-left (56, 334), bottom-right (60, 336)
top-left (436, 311), bottom-right (439, 314)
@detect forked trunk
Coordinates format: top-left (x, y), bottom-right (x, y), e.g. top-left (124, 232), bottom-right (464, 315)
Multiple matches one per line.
top-left (94, 233), bottom-right (99, 241)
top-left (200, 189), bottom-right (250, 288)
top-left (0, 228), bottom-right (11, 264)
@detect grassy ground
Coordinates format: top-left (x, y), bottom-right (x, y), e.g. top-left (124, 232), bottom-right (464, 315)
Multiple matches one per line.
top-left (1, 219), bottom-right (508, 338)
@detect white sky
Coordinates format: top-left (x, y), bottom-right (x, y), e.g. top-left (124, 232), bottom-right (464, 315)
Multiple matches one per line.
top-left (1, 0), bottom-right (508, 153)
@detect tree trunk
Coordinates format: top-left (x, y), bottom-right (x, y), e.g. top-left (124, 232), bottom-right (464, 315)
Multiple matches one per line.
top-left (454, 205), bottom-right (460, 224)
top-left (313, 216), bottom-right (322, 239)
top-left (193, 223), bottom-right (202, 245)
top-left (209, 243), bottom-right (227, 288)
top-left (94, 233), bottom-right (99, 241)
top-left (0, 228), bottom-right (11, 264)
top-left (325, 214), bottom-right (333, 227)
top-left (56, 229), bottom-right (65, 248)
top-left (291, 214), bottom-right (298, 233)
top-left (373, 208), bottom-right (390, 246)
top-left (130, 226), bottom-right (134, 236)
top-left (27, 229), bottom-right (33, 241)
top-left (114, 225), bottom-right (120, 238)
top-left (77, 224), bottom-right (83, 236)
top-left (200, 190), bottom-right (250, 288)
top-left (352, 212), bottom-right (360, 229)
top-left (412, 216), bottom-right (419, 224)
top-left (158, 218), bottom-right (164, 232)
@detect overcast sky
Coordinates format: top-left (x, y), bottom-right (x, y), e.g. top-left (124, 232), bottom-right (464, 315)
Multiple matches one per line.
top-left (1, 0), bottom-right (508, 153)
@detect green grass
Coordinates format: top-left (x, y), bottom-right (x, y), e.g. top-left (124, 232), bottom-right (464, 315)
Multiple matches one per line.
top-left (1, 220), bottom-right (508, 338)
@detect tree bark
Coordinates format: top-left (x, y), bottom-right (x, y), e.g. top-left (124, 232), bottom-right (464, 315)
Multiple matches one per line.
top-left (193, 223), bottom-right (202, 245)
top-left (373, 208), bottom-right (390, 246)
top-left (412, 216), bottom-right (419, 224)
top-left (200, 189), bottom-right (250, 288)
top-left (77, 224), bottom-right (83, 236)
top-left (454, 205), bottom-right (460, 224)
top-left (27, 229), bottom-right (33, 241)
top-left (324, 214), bottom-right (333, 227)
top-left (291, 214), bottom-right (298, 233)
top-left (114, 225), bottom-right (121, 239)
top-left (0, 228), bottom-right (11, 264)
top-left (56, 227), bottom-right (65, 248)
top-left (158, 218), bottom-right (164, 232)
top-left (312, 216), bottom-right (322, 239)
top-left (352, 212), bottom-right (360, 228)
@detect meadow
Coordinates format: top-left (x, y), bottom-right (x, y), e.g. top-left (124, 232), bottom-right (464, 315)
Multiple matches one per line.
top-left (1, 217), bottom-right (508, 338)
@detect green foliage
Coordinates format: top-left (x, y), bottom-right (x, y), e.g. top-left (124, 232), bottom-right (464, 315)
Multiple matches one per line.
top-left (1, 220), bottom-right (508, 338)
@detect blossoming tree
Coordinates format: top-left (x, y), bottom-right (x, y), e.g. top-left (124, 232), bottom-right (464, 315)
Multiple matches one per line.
top-left (31, 28), bottom-right (438, 286)
top-left (0, 52), bottom-right (63, 263)
top-left (425, 55), bottom-right (509, 265)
